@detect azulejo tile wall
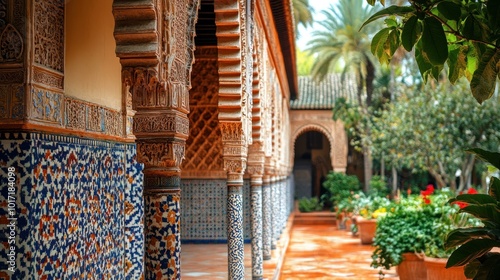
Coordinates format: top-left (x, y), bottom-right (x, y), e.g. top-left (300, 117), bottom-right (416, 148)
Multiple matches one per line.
top-left (181, 179), bottom-right (252, 242)
top-left (0, 132), bottom-right (143, 280)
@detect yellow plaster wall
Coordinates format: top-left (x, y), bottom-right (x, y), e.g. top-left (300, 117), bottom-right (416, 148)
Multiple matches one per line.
top-left (65, 0), bottom-right (122, 111)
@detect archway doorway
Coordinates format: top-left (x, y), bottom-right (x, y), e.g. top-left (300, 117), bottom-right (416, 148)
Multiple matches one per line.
top-left (293, 130), bottom-right (332, 200)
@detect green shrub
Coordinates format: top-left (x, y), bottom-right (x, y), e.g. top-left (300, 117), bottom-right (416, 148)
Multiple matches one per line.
top-left (321, 171), bottom-right (361, 209)
top-left (298, 197), bottom-right (323, 212)
top-left (369, 175), bottom-right (390, 197)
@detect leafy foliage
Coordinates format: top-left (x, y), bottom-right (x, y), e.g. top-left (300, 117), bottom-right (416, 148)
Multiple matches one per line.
top-left (363, 0), bottom-right (500, 104)
top-left (298, 197), bottom-right (324, 212)
top-left (370, 79), bottom-right (500, 191)
top-left (372, 189), bottom-right (479, 271)
top-left (445, 149), bottom-right (500, 279)
top-left (321, 171), bottom-right (361, 209)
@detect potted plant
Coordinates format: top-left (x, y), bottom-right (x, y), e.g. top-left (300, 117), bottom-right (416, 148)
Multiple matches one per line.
top-left (355, 194), bottom-right (391, 244)
top-left (422, 189), bottom-right (480, 280)
top-left (371, 193), bottom-right (437, 280)
top-left (444, 149), bottom-right (500, 280)
top-left (371, 196), bottom-right (433, 280)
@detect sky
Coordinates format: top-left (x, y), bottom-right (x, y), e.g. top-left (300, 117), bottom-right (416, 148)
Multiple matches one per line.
top-left (296, 0), bottom-right (338, 50)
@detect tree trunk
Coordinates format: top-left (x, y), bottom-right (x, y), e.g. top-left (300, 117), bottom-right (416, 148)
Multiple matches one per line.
top-left (457, 155), bottom-right (476, 193)
top-left (363, 145), bottom-right (372, 192)
top-left (381, 154), bottom-right (385, 179)
top-left (392, 166), bottom-right (398, 196)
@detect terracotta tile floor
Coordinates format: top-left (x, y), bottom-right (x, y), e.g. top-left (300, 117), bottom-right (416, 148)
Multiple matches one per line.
top-left (280, 224), bottom-right (399, 280)
top-left (181, 218), bottom-right (399, 279)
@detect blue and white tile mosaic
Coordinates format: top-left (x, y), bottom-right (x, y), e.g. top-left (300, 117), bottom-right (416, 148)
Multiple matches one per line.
top-left (227, 185), bottom-right (245, 279)
top-left (250, 186), bottom-right (263, 278)
top-left (262, 184), bottom-right (272, 259)
top-left (181, 179), bottom-right (251, 242)
top-left (0, 132), bottom-right (143, 280)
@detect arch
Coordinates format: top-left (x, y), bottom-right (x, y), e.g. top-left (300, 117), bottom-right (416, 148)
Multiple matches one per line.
top-left (291, 124), bottom-right (336, 171)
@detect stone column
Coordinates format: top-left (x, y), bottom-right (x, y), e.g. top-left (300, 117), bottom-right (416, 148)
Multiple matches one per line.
top-left (113, 1), bottom-right (200, 279)
top-left (262, 174), bottom-right (272, 260)
top-left (247, 144), bottom-right (265, 279)
top-left (221, 122), bottom-right (248, 280)
top-left (271, 176), bottom-right (279, 249)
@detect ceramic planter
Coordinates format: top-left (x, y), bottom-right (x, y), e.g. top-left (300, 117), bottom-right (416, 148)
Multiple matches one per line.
top-left (356, 217), bottom-right (376, 244)
top-left (396, 253), bottom-right (426, 280)
top-left (423, 256), bottom-right (468, 280)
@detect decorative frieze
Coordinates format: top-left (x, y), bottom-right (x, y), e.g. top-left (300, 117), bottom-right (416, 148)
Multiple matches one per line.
top-left (133, 114), bottom-right (189, 135)
top-left (65, 97), bottom-right (124, 137)
top-left (33, 0), bottom-right (64, 72)
top-left (33, 66), bottom-right (64, 89)
top-left (31, 87), bottom-right (63, 124)
top-left (137, 141), bottom-right (185, 170)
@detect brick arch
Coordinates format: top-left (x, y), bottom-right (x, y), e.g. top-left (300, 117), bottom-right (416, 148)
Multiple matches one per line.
top-left (290, 111), bottom-right (349, 174)
top-left (291, 124), bottom-right (335, 169)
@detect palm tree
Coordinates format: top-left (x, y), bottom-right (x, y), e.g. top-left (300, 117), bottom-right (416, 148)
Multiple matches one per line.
top-left (292, 0), bottom-right (314, 38)
top-left (307, 0), bottom-right (380, 191)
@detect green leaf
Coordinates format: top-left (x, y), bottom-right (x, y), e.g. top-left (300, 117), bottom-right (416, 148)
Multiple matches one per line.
top-left (421, 17), bottom-right (448, 65)
top-left (437, 1), bottom-right (462, 21)
top-left (450, 194), bottom-right (498, 205)
top-left (371, 28), bottom-right (391, 63)
top-left (360, 5), bottom-right (415, 31)
top-left (472, 253), bottom-right (500, 280)
top-left (384, 18), bottom-right (398, 28)
top-left (445, 228), bottom-right (499, 249)
top-left (444, 227), bottom-right (500, 249)
top-left (447, 45), bottom-right (467, 84)
top-left (467, 148), bottom-right (500, 170)
top-left (401, 15), bottom-right (420, 52)
top-left (464, 43), bottom-right (477, 81)
top-left (460, 204), bottom-right (500, 226)
top-left (470, 48), bottom-right (500, 104)
top-left (489, 177), bottom-right (500, 202)
top-left (464, 259), bottom-right (480, 279)
top-left (446, 239), bottom-right (500, 268)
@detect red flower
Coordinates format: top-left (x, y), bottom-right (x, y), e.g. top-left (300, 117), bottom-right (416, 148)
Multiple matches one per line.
top-left (453, 201), bottom-right (468, 209)
top-left (467, 188), bottom-right (478, 194)
top-left (423, 197), bottom-right (431, 204)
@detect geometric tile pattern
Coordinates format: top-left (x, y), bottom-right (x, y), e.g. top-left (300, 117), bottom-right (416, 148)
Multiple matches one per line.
top-left (124, 145), bottom-right (144, 280)
top-left (0, 132), bottom-right (142, 280)
top-left (227, 185), bottom-right (244, 279)
top-left (144, 191), bottom-right (181, 279)
top-left (262, 183), bottom-right (272, 260)
top-left (181, 179), bottom-right (251, 242)
top-left (250, 186), bottom-right (263, 278)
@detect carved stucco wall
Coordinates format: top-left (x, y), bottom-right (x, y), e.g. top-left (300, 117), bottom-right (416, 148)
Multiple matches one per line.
top-left (182, 47), bottom-right (225, 178)
top-left (290, 110), bottom-right (348, 172)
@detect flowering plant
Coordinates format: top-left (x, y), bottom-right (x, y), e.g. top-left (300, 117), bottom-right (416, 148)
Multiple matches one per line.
top-left (371, 186), bottom-right (478, 272)
top-left (445, 148), bottom-right (500, 280)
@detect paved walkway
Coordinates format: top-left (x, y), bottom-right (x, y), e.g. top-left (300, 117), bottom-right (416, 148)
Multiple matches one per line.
top-left (280, 223), bottom-right (399, 280)
top-left (182, 215), bottom-right (399, 279)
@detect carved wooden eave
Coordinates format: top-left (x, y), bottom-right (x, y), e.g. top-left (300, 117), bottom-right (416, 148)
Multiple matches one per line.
top-left (256, 0), bottom-right (297, 101)
top-left (112, 0), bottom-right (159, 67)
top-left (113, 0), bottom-right (201, 181)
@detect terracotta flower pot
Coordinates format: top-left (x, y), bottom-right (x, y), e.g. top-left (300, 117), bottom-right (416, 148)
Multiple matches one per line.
top-left (396, 253), bottom-right (426, 280)
top-left (356, 217), bottom-right (376, 244)
top-left (424, 256), bottom-right (468, 280)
